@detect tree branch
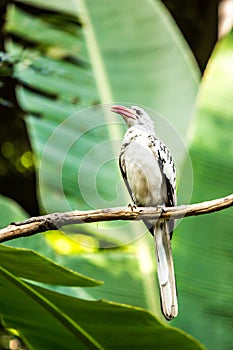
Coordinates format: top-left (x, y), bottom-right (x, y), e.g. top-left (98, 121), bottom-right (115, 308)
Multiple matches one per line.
top-left (0, 194), bottom-right (233, 243)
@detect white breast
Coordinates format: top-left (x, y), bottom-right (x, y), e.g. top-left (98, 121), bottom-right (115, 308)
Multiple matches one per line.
top-left (121, 128), bottom-right (167, 207)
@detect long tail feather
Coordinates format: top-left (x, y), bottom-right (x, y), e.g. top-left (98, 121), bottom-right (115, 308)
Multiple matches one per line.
top-left (154, 220), bottom-right (178, 320)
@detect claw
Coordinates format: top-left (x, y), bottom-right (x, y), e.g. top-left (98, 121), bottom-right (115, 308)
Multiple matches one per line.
top-left (157, 204), bottom-right (166, 214)
top-left (128, 202), bottom-right (137, 211)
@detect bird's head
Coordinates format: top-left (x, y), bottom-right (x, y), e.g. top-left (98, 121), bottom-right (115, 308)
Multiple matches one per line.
top-left (111, 105), bottom-right (154, 132)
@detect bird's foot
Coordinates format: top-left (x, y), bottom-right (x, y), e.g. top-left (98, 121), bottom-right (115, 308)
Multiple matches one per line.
top-left (157, 204), bottom-right (166, 214)
top-left (128, 202), bottom-right (137, 211)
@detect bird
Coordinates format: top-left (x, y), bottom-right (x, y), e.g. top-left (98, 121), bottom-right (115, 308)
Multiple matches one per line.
top-left (111, 104), bottom-right (178, 320)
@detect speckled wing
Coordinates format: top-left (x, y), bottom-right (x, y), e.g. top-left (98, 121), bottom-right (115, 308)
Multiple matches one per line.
top-left (147, 134), bottom-right (177, 237)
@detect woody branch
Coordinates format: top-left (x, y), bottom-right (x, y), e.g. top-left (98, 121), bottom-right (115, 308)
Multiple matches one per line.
top-left (0, 193), bottom-right (233, 243)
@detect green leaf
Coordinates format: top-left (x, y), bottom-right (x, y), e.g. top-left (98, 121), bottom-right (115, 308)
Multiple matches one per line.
top-left (6, 6), bottom-right (81, 55)
top-left (15, 0), bottom-right (78, 16)
top-left (0, 275), bottom-right (205, 350)
top-left (0, 193), bottom-right (57, 252)
top-left (0, 267), bottom-right (104, 350)
top-left (46, 248), bottom-right (153, 310)
top-left (80, 0), bottom-right (200, 136)
top-left (0, 195), bottom-right (100, 287)
top-left (0, 244), bottom-right (101, 287)
top-left (0, 194), bottom-right (28, 228)
top-left (35, 285), bottom-right (205, 350)
top-left (172, 32), bottom-right (233, 349)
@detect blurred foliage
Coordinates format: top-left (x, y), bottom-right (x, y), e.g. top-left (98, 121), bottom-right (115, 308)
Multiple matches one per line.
top-left (172, 31), bottom-right (233, 350)
top-left (0, 0), bottom-right (203, 349)
top-left (0, 194), bottom-right (28, 227)
top-left (0, 325), bottom-right (27, 350)
top-left (0, 6), bottom-right (38, 215)
top-left (1, 0), bottom-right (233, 349)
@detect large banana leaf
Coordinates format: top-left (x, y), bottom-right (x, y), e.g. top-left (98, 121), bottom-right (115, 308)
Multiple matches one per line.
top-left (79, 0), bottom-right (199, 134)
top-left (15, 0), bottom-right (199, 132)
top-left (0, 273), bottom-right (205, 350)
top-left (2, 1), bottom-right (207, 349)
top-left (5, 0), bottom-right (200, 315)
top-left (172, 32), bottom-right (233, 349)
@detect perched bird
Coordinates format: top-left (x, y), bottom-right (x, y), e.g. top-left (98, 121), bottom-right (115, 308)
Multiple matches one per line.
top-left (111, 104), bottom-right (178, 320)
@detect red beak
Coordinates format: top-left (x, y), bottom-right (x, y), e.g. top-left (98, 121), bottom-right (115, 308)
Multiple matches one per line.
top-left (111, 105), bottom-right (136, 119)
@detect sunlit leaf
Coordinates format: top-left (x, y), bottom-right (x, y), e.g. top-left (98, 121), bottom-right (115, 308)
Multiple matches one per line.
top-left (0, 275), bottom-right (205, 350)
top-left (0, 244), bottom-right (101, 286)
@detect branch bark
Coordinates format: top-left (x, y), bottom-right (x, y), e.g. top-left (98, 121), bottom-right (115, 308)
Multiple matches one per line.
top-left (0, 194), bottom-right (233, 243)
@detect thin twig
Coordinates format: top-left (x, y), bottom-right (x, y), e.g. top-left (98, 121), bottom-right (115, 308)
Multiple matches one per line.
top-left (0, 194), bottom-right (233, 243)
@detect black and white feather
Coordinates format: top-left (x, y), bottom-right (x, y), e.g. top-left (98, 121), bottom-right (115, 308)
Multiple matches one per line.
top-left (111, 105), bottom-right (178, 320)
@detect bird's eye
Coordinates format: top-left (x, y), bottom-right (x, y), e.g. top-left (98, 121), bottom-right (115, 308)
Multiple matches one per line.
top-left (135, 109), bottom-right (142, 116)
